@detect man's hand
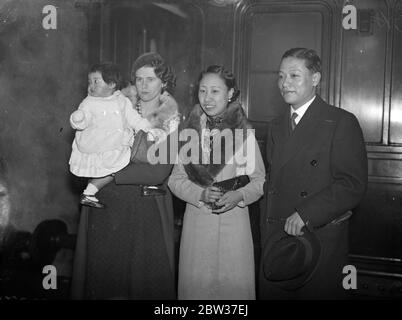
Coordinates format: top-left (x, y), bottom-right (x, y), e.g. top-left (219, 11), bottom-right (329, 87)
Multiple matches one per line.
top-left (284, 211), bottom-right (305, 236)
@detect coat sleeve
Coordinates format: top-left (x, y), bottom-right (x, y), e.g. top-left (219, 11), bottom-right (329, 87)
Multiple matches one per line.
top-left (297, 112), bottom-right (368, 227)
top-left (236, 131), bottom-right (266, 207)
top-left (168, 163), bottom-right (205, 209)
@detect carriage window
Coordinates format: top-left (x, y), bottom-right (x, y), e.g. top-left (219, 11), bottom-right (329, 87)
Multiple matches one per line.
top-left (237, 5), bottom-right (328, 122)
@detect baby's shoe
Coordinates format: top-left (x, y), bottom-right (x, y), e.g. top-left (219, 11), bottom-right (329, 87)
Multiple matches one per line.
top-left (80, 194), bottom-right (105, 209)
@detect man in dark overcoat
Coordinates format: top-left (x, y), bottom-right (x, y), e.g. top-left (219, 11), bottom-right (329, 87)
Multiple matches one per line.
top-left (259, 48), bottom-right (368, 299)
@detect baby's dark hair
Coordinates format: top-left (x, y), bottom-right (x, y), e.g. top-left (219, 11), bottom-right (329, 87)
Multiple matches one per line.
top-left (89, 62), bottom-right (122, 90)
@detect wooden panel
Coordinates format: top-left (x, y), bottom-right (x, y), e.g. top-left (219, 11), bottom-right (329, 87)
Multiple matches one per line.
top-left (249, 12), bottom-right (323, 71)
top-left (340, 0), bottom-right (388, 144)
top-left (237, 3), bottom-right (331, 122)
top-left (113, 9), bottom-right (132, 82)
top-left (368, 158), bottom-right (402, 184)
top-left (389, 1), bottom-right (402, 144)
top-left (350, 182), bottom-right (402, 259)
top-left (249, 73), bottom-right (287, 121)
top-left (247, 10), bottom-right (323, 122)
top-left (349, 255), bottom-right (402, 298)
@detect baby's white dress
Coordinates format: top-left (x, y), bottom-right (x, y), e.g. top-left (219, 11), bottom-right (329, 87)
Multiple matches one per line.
top-left (69, 90), bottom-right (150, 177)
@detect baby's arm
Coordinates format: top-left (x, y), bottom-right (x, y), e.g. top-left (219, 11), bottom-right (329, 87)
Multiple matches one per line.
top-left (126, 107), bottom-right (166, 142)
top-left (70, 104), bottom-right (92, 130)
top-left (124, 98), bottom-right (153, 131)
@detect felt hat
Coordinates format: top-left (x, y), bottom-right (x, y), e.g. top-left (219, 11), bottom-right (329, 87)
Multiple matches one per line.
top-left (262, 225), bottom-right (321, 291)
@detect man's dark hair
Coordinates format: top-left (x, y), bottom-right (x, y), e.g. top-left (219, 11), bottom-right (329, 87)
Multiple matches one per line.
top-left (281, 48), bottom-right (321, 74)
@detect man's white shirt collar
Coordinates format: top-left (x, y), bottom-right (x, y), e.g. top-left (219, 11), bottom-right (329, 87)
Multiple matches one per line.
top-left (291, 95), bottom-right (316, 125)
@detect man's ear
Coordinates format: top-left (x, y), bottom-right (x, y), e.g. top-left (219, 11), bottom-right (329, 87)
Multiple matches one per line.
top-left (108, 82), bottom-right (117, 90)
top-left (312, 72), bottom-right (321, 87)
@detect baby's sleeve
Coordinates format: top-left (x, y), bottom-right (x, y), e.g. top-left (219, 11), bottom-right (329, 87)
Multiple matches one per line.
top-left (70, 101), bottom-right (92, 130)
top-left (123, 97), bottom-right (152, 131)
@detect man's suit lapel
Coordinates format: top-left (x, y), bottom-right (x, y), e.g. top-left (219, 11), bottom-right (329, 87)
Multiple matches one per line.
top-left (271, 96), bottom-right (324, 183)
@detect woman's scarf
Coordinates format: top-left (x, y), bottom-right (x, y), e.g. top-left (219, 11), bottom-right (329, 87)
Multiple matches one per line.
top-left (181, 101), bottom-right (251, 187)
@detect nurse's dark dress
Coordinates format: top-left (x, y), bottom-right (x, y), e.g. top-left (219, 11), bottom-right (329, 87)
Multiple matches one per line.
top-left (70, 162), bottom-right (176, 299)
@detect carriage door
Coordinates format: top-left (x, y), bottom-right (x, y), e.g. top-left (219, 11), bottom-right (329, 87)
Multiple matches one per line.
top-left (234, 1), bottom-right (333, 132)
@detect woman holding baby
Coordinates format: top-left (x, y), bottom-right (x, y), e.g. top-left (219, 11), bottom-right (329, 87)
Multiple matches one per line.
top-left (71, 52), bottom-right (179, 300)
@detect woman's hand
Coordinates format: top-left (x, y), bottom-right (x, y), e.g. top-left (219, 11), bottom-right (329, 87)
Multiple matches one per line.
top-left (121, 84), bottom-right (138, 107)
top-left (213, 190), bottom-right (243, 213)
top-left (71, 110), bottom-right (85, 123)
top-left (201, 186), bottom-right (223, 203)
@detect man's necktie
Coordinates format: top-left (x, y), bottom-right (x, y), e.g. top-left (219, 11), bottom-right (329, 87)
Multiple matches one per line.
top-left (291, 112), bottom-right (298, 131)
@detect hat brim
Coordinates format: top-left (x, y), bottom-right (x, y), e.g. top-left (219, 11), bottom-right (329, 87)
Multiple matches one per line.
top-left (262, 226), bottom-right (321, 291)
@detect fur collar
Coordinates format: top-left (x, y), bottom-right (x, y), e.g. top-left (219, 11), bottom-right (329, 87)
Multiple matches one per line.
top-left (182, 101), bottom-right (251, 187)
top-left (146, 94), bottom-right (179, 129)
top-left (121, 85), bottom-right (179, 130)
top-left (185, 101), bottom-right (250, 134)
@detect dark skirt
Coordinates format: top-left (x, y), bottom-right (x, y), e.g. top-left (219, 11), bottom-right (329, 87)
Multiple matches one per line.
top-left (71, 183), bottom-right (176, 300)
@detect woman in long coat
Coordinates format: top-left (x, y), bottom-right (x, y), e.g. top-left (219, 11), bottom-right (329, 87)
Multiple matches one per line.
top-left (168, 65), bottom-right (265, 300)
top-left (71, 52), bottom-right (179, 299)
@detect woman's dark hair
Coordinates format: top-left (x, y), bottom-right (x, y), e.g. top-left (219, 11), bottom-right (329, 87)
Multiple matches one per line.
top-left (197, 65), bottom-right (240, 102)
top-left (130, 52), bottom-right (176, 94)
top-left (281, 48), bottom-right (321, 74)
top-left (89, 62), bottom-right (122, 90)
